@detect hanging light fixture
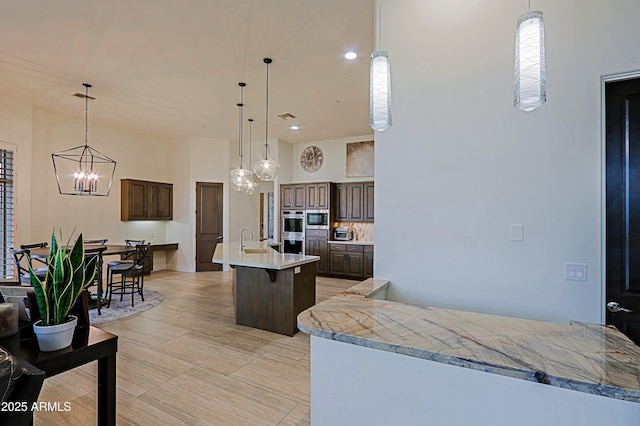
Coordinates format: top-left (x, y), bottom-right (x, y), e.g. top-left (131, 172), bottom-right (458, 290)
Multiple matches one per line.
top-left (369, 0), bottom-right (392, 132)
top-left (253, 58), bottom-right (279, 181)
top-left (513, 1), bottom-right (546, 112)
top-left (51, 83), bottom-right (117, 196)
top-left (245, 118), bottom-right (259, 195)
top-left (230, 82), bottom-right (252, 192)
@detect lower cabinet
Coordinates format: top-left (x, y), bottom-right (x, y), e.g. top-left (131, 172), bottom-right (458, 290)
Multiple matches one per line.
top-left (328, 243), bottom-right (373, 280)
top-left (306, 229), bottom-right (329, 274)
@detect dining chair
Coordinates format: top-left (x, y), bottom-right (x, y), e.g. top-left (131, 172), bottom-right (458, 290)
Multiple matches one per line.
top-left (84, 246), bottom-right (107, 315)
top-left (106, 243), bottom-right (150, 307)
top-left (9, 249), bottom-right (47, 285)
top-left (84, 238), bottom-right (108, 245)
top-left (19, 242), bottom-right (49, 270)
top-left (106, 238), bottom-right (145, 269)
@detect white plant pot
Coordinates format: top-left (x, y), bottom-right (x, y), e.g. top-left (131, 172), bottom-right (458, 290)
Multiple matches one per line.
top-left (33, 315), bottom-right (78, 352)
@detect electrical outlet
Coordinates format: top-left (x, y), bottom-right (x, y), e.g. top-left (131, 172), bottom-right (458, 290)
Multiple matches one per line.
top-left (565, 263), bottom-right (587, 282)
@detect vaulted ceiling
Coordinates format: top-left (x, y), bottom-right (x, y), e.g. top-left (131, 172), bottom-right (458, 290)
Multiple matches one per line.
top-left (0, 0), bottom-right (373, 144)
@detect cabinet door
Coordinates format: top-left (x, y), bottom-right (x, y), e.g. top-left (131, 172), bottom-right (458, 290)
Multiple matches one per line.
top-left (346, 252), bottom-right (364, 277)
top-left (293, 185), bottom-right (306, 209)
top-left (348, 183), bottom-right (364, 221)
top-left (316, 182), bottom-right (330, 209)
top-left (148, 182), bottom-right (160, 219)
top-left (317, 236), bottom-right (329, 274)
top-left (335, 184), bottom-right (349, 221)
top-left (306, 184), bottom-right (318, 209)
top-left (281, 185), bottom-right (295, 209)
top-left (364, 182), bottom-right (374, 223)
top-left (127, 180), bottom-right (148, 220)
top-left (157, 183), bottom-right (173, 220)
top-left (364, 251), bottom-right (374, 278)
top-left (329, 251), bottom-right (347, 275)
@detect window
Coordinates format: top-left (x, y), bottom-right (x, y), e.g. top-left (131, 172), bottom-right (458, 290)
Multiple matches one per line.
top-left (0, 149), bottom-right (13, 279)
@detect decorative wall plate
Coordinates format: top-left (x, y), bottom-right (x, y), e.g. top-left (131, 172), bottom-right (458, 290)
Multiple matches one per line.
top-left (300, 145), bottom-right (323, 173)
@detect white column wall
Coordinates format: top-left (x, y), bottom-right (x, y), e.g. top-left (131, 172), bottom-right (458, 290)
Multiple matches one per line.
top-left (376, 0), bottom-right (640, 323)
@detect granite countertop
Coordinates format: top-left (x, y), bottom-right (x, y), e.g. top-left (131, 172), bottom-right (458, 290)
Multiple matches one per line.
top-left (328, 240), bottom-right (374, 245)
top-left (297, 279), bottom-right (640, 403)
top-left (212, 242), bottom-right (319, 270)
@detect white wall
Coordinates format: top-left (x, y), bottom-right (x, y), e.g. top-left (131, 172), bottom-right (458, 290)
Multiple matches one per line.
top-left (376, 0), bottom-right (640, 324)
top-left (291, 134), bottom-right (374, 183)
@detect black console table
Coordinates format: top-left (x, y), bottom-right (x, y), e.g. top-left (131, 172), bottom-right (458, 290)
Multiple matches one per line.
top-left (0, 326), bottom-right (118, 425)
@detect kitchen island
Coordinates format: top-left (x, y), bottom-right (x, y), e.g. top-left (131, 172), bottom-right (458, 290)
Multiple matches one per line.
top-left (213, 241), bottom-right (319, 336)
top-left (298, 279), bottom-right (640, 425)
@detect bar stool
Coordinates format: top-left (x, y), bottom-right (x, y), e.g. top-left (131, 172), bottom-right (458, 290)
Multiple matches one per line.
top-left (106, 243), bottom-right (150, 307)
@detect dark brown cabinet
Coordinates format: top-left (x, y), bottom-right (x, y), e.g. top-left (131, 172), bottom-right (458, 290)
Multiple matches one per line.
top-left (335, 182), bottom-right (374, 222)
top-left (305, 182), bottom-right (331, 210)
top-left (305, 229), bottom-right (329, 274)
top-left (328, 243), bottom-right (372, 279)
top-left (364, 245), bottom-right (374, 278)
top-left (121, 179), bottom-right (173, 221)
top-left (281, 184), bottom-right (306, 210)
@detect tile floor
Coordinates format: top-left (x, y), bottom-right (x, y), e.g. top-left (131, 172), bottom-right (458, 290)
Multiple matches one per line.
top-left (33, 270), bottom-right (357, 425)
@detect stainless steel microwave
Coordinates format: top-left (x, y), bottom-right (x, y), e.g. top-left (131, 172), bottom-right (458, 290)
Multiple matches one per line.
top-left (306, 209), bottom-right (329, 229)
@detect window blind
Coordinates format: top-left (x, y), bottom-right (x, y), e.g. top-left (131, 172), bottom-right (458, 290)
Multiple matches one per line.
top-left (0, 149), bottom-right (14, 279)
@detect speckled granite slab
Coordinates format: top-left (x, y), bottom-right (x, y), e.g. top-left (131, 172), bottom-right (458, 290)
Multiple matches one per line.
top-left (298, 281), bottom-right (640, 403)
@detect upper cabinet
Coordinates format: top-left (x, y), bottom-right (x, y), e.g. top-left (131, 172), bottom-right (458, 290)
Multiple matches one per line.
top-left (335, 182), bottom-right (374, 223)
top-left (121, 179), bottom-right (173, 221)
top-left (281, 184), bottom-right (306, 210)
top-left (305, 182), bottom-right (331, 210)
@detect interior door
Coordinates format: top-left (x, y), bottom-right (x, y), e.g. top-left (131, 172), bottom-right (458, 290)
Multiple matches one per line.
top-left (605, 77), bottom-right (640, 345)
top-left (196, 182), bottom-right (223, 272)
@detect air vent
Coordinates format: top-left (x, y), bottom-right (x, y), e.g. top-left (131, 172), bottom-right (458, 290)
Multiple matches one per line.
top-left (277, 112), bottom-right (296, 120)
top-left (72, 92), bottom-right (95, 100)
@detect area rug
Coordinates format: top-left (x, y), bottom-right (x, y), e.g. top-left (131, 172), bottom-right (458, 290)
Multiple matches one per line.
top-left (89, 290), bottom-right (164, 325)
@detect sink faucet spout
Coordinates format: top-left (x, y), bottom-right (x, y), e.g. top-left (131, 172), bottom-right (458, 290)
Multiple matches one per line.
top-left (240, 227), bottom-right (254, 250)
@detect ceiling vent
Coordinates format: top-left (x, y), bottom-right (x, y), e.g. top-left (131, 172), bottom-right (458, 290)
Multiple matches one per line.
top-left (277, 112), bottom-right (296, 120)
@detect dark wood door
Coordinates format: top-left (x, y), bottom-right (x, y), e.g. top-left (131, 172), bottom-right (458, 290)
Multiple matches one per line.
top-left (335, 184), bottom-right (349, 221)
top-left (196, 182), bottom-right (223, 272)
top-left (606, 77), bottom-right (640, 345)
top-left (348, 183), bottom-right (364, 221)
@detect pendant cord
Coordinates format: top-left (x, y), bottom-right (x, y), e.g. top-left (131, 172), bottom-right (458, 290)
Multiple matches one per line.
top-left (238, 82), bottom-right (246, 168)
top-left (528, 0), bottom-right (531, 11)
top-left (374, 0), bottom-right (381, 51)
top-left (248, 118), bottom-right (254, 165)
top-left (84, 85), bottom-right (89, 148)
top-left (264, 60), bottom-right (270, 158)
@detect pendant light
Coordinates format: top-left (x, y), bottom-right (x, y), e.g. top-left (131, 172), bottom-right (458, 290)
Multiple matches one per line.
top-left (369, 0), bottom-right (392, 132)
top-left (230, 82), bottom-right (252, 191)
top-left (245, 118), bottom-right (259, 195)
top-left (514, 1), bottom-right (546, 112)
top-left (253, 58), bottom-right (279, 181)
top-left (52, 83), bottom-right (117, 196)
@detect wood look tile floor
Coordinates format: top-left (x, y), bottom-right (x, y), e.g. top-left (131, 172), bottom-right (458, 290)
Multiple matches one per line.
top-left (33, 270), bottom-right (357, 426)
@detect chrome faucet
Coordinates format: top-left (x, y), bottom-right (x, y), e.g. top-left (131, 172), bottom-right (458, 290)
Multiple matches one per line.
top-left (240, 227), bottom-right (253, 250)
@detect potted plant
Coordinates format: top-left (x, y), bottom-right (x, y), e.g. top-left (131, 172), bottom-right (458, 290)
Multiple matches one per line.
top-left (27, 231), bottom-right (97, 352)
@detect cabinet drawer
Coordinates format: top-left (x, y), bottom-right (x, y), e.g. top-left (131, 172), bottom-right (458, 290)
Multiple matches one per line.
top-left (364, 245), bottom-right (374, 253)
top-left (307, 229), bottom-right (329, 238)
top-left (329, 243), bottom-right (346, 252)
top-left (347, 245), bottom-right (364, 253)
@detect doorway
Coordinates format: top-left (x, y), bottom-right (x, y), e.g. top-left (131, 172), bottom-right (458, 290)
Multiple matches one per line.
top-left (605, 74), bottom-right (640, 345)
top-left (195, 182), bottom-right (223, 272)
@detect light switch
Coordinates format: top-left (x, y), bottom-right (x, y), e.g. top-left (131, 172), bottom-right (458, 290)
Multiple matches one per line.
top-left (565, 263), bottom-right (587, 282)
top-left (510, 224), bottom-right (524, 242)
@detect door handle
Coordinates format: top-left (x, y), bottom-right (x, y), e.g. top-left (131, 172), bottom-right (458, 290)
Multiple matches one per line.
top-left (607, 301), bottom-right (634, 313)
top-left (217, 236), bottom-right (223, 240)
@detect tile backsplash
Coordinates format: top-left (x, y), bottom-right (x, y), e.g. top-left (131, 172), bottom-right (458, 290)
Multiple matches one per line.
top-left (334, 222), bottom-right (374, 242)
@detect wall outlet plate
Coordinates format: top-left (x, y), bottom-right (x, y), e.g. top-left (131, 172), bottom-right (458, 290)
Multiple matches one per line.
top-left (564, 263), bottom-right (587, 282)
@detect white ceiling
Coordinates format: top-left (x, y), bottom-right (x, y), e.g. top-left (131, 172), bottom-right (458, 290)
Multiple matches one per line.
top-left (0, 0), bottom-right (374, 144)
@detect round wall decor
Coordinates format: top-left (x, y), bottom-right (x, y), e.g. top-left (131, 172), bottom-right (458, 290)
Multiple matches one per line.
top-left (300, 145), bottom-right (323, 173)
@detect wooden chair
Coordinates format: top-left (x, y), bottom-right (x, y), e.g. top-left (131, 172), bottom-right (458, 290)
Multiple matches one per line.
top-left (106, 244), bottom-right (150, 307)
top-left (84, 238), bottom-right (108, 245)
top-left (9, 249), bottom-right (46, 285)
top-left (84, 246), bottom-right (107, 315)
top-left (18, 242), bottom-right (48, 270)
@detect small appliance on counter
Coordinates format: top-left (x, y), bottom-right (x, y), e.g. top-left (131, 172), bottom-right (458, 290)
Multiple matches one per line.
top-left (333, 226), bottom-right (354, 241)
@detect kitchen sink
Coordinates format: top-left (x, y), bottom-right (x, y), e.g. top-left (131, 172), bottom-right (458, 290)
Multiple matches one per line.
top-left (243, 248), bottom-right (271, 254)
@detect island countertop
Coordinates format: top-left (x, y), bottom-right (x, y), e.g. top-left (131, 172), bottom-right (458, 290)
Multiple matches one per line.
top-left (213, 241), bottom-right (319, 270)
top-left (297, 279), bottom-right (640, 403)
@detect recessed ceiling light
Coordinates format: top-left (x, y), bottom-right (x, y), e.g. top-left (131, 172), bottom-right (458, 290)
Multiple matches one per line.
top-left (290, 125), bottom-right (300, 131)
top-left (344, 51), bottom-right (358, 60)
